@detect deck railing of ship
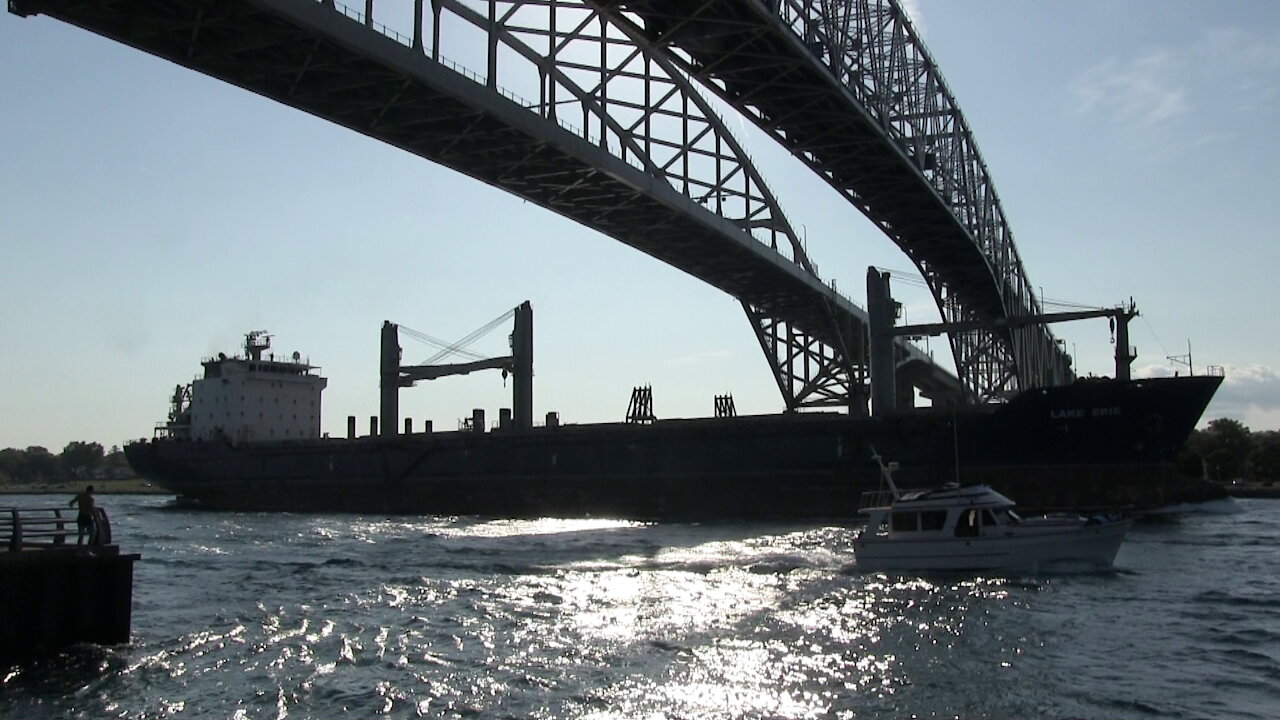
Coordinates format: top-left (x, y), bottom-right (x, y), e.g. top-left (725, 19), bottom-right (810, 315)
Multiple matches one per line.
top-left (858, 490), bottom-right (896, 512)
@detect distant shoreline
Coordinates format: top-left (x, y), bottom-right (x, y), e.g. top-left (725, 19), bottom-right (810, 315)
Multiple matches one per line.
top-left (0, 478), bottom-right (170, 495)
top-left (1230, 485), bottom-right (1280, 499)
top-left (0, 490), bottom-right (171, 495)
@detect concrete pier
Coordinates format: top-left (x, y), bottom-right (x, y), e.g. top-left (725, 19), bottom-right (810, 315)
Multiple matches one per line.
top-left (0, 507), bottom-right (139, 662)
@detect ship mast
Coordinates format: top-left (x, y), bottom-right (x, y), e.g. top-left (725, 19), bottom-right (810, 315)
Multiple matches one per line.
top-left (244, 330), bottom-right (271, 361)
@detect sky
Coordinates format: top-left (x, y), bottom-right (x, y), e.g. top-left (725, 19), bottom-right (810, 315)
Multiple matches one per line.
top-left (2, 0), bottom-right (1279, 453)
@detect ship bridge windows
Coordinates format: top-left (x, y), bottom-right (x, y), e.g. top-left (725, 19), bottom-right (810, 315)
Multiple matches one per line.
top-left (955, 509), bottom-right (980, 537)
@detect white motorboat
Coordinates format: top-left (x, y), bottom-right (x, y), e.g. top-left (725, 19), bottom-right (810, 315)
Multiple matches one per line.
top-left (854, 454), bottom-right (1132, 573)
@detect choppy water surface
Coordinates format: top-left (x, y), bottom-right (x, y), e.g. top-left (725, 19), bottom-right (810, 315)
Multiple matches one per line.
top-left (2, 495), bottom-right (1277, 718)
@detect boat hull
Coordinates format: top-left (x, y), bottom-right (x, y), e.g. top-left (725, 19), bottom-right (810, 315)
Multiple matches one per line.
top-left (854, 518), bottom-right (1133, 572)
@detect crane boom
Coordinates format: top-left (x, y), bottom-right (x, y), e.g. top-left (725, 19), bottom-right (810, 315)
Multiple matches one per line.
top-left (399, 357), bottom-right (513, 383)
top-left (891, 304), bottom-right (1138, 338)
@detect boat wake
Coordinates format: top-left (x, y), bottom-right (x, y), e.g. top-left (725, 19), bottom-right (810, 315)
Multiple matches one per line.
top-left (1145, 497), bottom-right (1243, 516)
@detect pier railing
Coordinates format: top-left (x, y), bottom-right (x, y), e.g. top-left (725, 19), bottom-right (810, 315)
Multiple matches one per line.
top-left (0, 507), bottom-right (112, 551)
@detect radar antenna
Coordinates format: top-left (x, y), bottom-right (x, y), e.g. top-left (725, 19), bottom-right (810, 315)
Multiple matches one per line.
top-left (244, 330), bottom-right (271, 361)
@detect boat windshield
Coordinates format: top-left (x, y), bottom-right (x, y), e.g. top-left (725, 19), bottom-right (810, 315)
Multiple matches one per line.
top-left (983, 508), bottom-right (1021, 526)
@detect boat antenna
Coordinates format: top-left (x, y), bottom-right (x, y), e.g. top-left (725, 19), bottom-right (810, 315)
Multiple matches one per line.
top-left (868, 446), bottom-right (901, 500)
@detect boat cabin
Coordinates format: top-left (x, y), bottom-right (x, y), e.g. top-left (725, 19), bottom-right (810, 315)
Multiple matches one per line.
top-left (861, 484), bottom-right (1025, 540)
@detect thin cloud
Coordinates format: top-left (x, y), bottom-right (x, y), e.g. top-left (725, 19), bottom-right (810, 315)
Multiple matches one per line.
top-left (1188, 131), bottom-right (1234, 150)
top-left (1201, 27), bottom-right (1280, 69)
top-left (661, 349), bottom-right (732, 368)
top-left (1071, 50), bottom-right (1189, 128)
top-left (1071, 26), bottom-right (1280, 134)
top-left (1211, 365), bottom-right (1280, 413)
top-left (1202, 27), bottom-right (1280, 115)
top-left (1138, 364), bottom-right (1280, 431)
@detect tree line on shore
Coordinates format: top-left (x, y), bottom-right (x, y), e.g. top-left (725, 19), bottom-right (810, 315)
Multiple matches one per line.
top-left (1177, 418), bottom-right (1280, 485)
top-left (0, 442), bottom-right (134, 486)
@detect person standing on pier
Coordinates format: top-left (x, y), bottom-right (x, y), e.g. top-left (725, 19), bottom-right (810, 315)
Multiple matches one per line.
top-left (69, 485), bottom-right (96, 546)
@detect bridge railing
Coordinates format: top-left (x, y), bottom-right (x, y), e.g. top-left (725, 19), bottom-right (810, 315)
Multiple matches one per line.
top-left (319, 0), bottom-right (655, 175)
top-left (323, 0), bottom-right (415, 48)
top-left (316, 0), bottom-right (812, 261)
top-left (0, 507), bottom-right (113, 552)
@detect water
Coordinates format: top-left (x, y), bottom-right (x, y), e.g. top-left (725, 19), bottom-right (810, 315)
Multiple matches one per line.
top-left (2, 495), bottom-right (1277, 719)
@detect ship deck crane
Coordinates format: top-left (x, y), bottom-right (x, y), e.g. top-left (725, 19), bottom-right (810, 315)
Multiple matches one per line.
top-left (868, 268), bottom-right (1139, 416)
top-left (380, 302), bottom-right (533, 435)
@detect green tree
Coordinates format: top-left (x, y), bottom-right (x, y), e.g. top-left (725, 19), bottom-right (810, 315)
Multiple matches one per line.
top-left (0, 448), bottom-right (23, 483)
top-left (19, 446), bottom-right (59, 483)
top-left (1198, 418), bottom-right (1255, 482)
top-left (1247, 431), bottom-right (1280, 484)
top-left (60, 441), bottom-right (105, 476)
top-left (104, 445), bottom-right (128, 469)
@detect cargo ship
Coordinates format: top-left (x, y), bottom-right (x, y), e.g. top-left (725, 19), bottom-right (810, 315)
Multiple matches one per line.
top-left (125, 311), bottom-right (1225, 519)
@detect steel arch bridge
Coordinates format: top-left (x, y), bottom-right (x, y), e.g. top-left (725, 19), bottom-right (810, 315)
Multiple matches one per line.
top-left (10, 0), bottom-right (1070, 409)
top-left (595, 0), bottom-right (1075, 399)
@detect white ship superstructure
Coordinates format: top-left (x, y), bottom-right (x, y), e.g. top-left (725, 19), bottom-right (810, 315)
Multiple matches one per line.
top-left (163, 331), bottom-right (327, 444)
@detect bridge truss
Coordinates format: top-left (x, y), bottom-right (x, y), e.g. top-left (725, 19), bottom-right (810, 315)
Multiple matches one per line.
top-left (596, 0), bottom-right (1076, 399)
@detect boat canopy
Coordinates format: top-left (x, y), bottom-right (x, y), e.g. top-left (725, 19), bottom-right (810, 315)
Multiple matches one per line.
top-left (873, 484), bottom-right (1016, 512)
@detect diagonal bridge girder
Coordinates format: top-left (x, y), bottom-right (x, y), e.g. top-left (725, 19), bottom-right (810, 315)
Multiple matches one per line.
top-left (9, 0), bottom-right (952, 411)
top-left (593, 0), bottom-right (1075, 400)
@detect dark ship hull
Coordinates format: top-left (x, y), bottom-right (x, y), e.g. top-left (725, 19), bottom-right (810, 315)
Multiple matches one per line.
top-left (125, 376), bottom-right (1225, 519)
